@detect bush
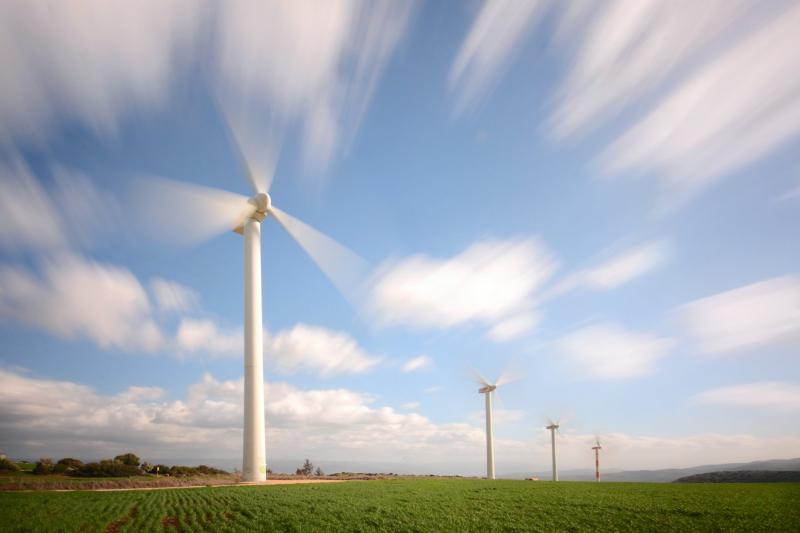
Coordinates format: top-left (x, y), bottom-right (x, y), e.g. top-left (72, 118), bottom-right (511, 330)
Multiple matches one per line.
top-left (33, 458), bottom-right (55, 475)
top-left (147, 464), bottom-right (171, 476)
top-left (168, 465), bottom-right (228, 477)
top-left (72, 460), bottom-right (141, 478)
top-left (53, 458), bottom-right (84, 474)
top-left (0, 457), bottom-right (21, 473)
top-left (113, 453), bottom-right (140, 467)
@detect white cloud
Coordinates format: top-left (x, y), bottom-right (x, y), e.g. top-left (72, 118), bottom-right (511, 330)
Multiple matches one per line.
top-left (0, 158), bottom-right (64, 251)
top-left (695, 382), bottom-right (800, 411)
top-left (3, 368), bottom-right (798, 471)
top-left (266, 324), bottom-right (382, 377)
top-left (0, 368), bottom-right (486, 467)
top-left (400, 401), bottom-right (420, 410)
top-left (549, 1), bottom-right (755, 139)
top-left (368, 238), bottom-right (557, 339)
top-left (0, 159), bottom-right (121, 253)
top-left (216, 0), bottom-right (416, 168)
top-left (575, 241), bottom-right (667, 290)
top-left (449, 0), bottom-right (544, 113)
top-left (546, 241), bottom-right (668, 299)
top-left (151, 278), bottom-right (200, 313)
top-left (175, 318), bottom-right (241, 357)
top-left (0, 0), bottom-right (201, 144)
top-left (402, 355), bottom-right (433, 373)
top-left (486, 312), bottom-right (540, 342)
top-left (175, 319), bottom-right (382, 377)
top-left (597, 3), bottom-right (800, 204)
top-left (556, 322), bottom-right (673, 379)
top-left (679, 276), bottom-right (800, 355)
top-left (0, 255), bottom-right (163, 351)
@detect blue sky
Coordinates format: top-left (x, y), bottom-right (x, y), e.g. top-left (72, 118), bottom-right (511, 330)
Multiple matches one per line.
top-left (1, 0), bottom-right (799, 475)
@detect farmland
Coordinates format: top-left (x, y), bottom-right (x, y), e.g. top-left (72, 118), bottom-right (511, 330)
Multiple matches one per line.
top-left (1, 479), bottom-right (798, 532)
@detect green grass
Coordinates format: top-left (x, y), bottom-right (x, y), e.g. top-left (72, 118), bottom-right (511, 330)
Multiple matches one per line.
top-left (0, 479), bottom-right (798, 532)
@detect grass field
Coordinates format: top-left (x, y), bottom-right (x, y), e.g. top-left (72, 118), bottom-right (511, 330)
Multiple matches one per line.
top-left (1, 479), bottom-right (798, 532)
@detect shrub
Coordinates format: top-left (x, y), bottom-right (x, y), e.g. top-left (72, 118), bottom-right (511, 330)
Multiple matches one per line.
top-left (54, 458), bottom-right (84, 474)
top-left (72, 460), bottom-right (141, 477)
top-left (113, 453), bottom-right (140, 466)
top-left (148, 464), bottom-right (171, 476)
top-left (33, 458), bottom-right (55, 475)
top-left (0, 457), bottom-right (21, 473)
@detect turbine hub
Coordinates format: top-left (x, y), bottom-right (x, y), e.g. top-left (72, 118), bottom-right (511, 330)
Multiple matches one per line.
top-left (249, 192), bottom-right (271, 222)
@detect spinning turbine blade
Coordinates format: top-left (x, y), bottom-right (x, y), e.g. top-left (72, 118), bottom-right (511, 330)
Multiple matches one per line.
top-left (215, 95), bottom-right (278, 194)
top-left (469, 368), bottom-right (491, 387)
top-left (270, 206), bottom-right (369, 302)
top-left (495, 365), bottom-right (524, 387)
top-left (131, 177), bottom-right (252, 246)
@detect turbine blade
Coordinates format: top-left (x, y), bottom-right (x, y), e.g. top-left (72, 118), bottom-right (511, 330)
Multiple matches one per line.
top-left (495, 365), bottom-right (524, 387)
top-left (270, 205), bottom-right (369, 303)
top-left (129, 176), bottom-right (252, 247)
top-left (469, 367), bottom-right (491, 387)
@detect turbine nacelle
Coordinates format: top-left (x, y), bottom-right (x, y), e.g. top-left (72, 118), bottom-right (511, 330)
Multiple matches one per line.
top-left (546, 423), bottom-right (560, 431)
top-left (234, 192), bottom-right (272, 233)
top-left (478, 385), bottom-right (497, 394)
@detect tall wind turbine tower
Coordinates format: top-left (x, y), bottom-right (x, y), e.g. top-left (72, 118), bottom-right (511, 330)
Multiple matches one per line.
top-left (473, 369), bottom-right (520, 480)
top-left (132, 111), bottom-right (366, 483)
top-left (479, 383), bottom-right (497, 479)
top-left (592, 438), bottom-right (602, 482)
top-left (546, 421), bottom-right (559, 481)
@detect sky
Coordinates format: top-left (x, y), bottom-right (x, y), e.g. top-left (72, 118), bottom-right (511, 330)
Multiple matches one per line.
top-left (1, 0), bottom-right (799, 476)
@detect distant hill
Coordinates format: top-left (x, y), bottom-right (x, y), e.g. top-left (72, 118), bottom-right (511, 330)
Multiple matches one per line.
top-left (502, 458), bottom-right (800, 483)
top-left (675, 470), bottom-right (800, 483)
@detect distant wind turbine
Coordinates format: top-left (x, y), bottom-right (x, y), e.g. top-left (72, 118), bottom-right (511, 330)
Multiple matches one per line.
top-left (132, 109), bottom-right (365, 483)
top-left (592, 437), bottom-right (602, 482)
top-left (546, 419), bottom-right (560, 481)
top-left (473, 367), bottom-right (521, 480)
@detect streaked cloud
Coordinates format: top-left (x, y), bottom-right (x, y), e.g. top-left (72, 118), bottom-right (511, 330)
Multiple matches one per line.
top-left (0, 160), bottom-right (119, 253)
top-left (548, 240), bottom-right (667, 298)
top-left (402, 355), bottom-right (433, 373)
top-left (0, 0), bottom-right (201, 144)
top-left (556, 322), bottom-right (673, 379)
top-left (0, 255), bottom-right (163, 352)
top-left (0, 158), bottom-right (64, 252)
top-left (151, 279), bottom-right (200, 314)
top-left (695, 382), bottom-right (800, 411)
top-left (217, 0), bottom-right (416, 169)
top-left (549, 0), bottom-right (754, 139)
top-left (368, 238), bottom-right (557, 340)
top-left (679, 276), bottom-right (800, 355)
top-left (596, 2), bottom-right (800, 205)
top-left (449, 0), bottom-right (544, 114)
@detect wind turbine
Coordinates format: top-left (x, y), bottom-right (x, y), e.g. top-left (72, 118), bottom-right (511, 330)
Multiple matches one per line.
top-left (546, 419), bottom-right (560, 481)
top-left (132, 113), bottom-right (365, 483)
top-left (592, 437), bottom-right (602, 482)
top-left (473, 369), bottom-right (520, 480)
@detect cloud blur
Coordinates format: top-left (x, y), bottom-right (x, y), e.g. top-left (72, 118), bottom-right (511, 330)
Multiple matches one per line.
top-left (556, 322), bottom-right (673, 380)
top-left (368, 238), bottom-right (557, 340)
top-left (679, 276), bottom-right (800, 355)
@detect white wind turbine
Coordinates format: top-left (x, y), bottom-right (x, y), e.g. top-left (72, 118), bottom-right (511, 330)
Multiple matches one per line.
top-left (545, 418), bottom-right (561, 481)
top-left (133, 113), bottom-right (366, 483)
top-left (473, 368), bottom-right (520, 480)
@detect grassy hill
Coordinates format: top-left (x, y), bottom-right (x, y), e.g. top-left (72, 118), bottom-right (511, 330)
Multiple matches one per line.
top-left (1, 479), bottom-right (798, 532)
top-left (675, 470), bottom-right (800, 483)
